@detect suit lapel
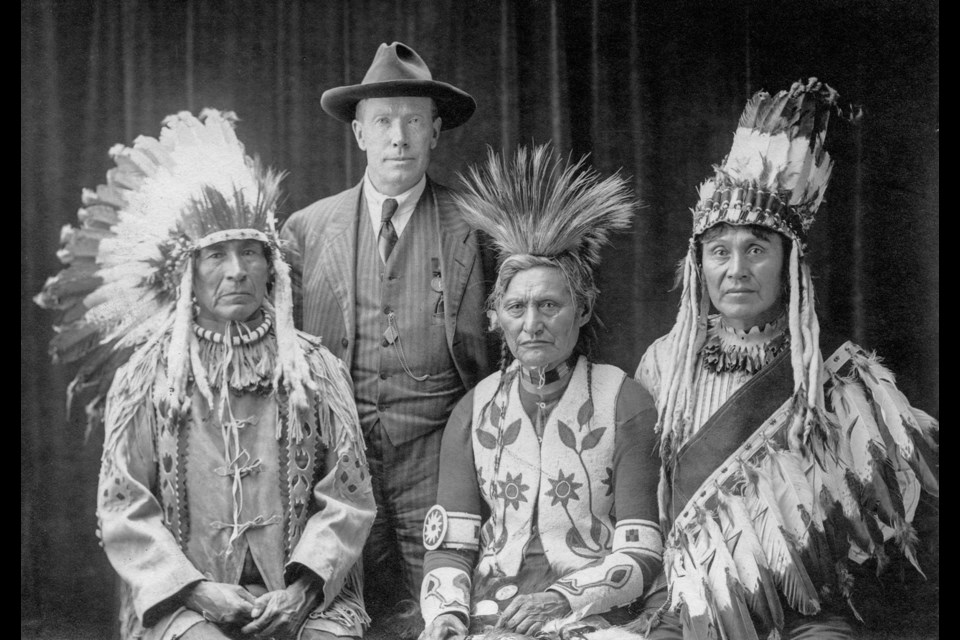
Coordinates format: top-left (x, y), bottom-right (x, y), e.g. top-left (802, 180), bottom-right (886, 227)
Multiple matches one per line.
top-left (317, 182), bottom-right (362, 364)
top-left (431, 179), bottom-right (477, 348)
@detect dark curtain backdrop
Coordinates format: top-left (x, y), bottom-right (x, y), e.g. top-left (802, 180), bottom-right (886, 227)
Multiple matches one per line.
top-left (22, 0), bottom-right (938, 637)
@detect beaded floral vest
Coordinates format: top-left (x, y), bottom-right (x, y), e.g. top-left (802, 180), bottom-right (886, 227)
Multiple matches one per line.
top-left (471, 356), bottom-right (623, 578)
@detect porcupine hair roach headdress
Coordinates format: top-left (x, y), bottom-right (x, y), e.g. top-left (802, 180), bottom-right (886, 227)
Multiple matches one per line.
top-left (658, 78), bottom-right (840, 457)
top-left (35, 109), bottom-right (314, 433)
top-left (454, 143), bottom-right (637, 363)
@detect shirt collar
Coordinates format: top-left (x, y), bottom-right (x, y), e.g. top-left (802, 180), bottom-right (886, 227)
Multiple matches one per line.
top-left (362, 172), bottom-right (427, 238)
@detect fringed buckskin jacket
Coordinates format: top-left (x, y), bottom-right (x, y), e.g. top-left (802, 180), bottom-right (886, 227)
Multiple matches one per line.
top-left (420, 356), bottom-right (664, 631)
top-left (97, 328), bottom-right (375, 640)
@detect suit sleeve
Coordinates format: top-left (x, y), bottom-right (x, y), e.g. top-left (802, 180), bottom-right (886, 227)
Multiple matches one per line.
top-left (546, 377), bottom-right (663, 615)
top-left (420, 390), bottom-right (481, 624)
top-left (97, 378), bottom-right (205, 627)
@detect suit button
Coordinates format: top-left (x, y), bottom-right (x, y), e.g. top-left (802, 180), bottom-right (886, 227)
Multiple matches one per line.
top-left (379, 372), bottom-right (389, 380)
top-left (341, 338), bottom-right (349, 348)
top-left (383, 306), bottom-right (392, 315)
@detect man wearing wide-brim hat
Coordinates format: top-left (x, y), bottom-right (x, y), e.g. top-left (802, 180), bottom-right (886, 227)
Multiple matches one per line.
top-left (281, 42), bottom-right (496, 630)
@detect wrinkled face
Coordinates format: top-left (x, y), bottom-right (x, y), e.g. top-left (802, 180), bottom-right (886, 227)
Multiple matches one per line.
top-left (352, 96), bottom-right (441, 196)
top-left (496, 266), bottom-right (589, 370)
top-left (701, 225), bottom-right (786, 330)
top-left (193, 239), bottom-right (269, 329)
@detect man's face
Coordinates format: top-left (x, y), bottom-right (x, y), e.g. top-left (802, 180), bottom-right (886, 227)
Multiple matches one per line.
top-left (352, 96), bottom-right (441, 196)
top-left (496, 266), bottom-right (589, 371)
top-left (193, 239), bottom-right (269, 329)
top-left (702, 225), bottom-right (785, 331)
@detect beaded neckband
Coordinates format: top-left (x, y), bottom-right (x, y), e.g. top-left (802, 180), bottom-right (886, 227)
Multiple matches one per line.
top-left (518, 354), bottom-right (578, 388)
top-left (192, 314), bottom-right (273, 346)
top-left (700, 314), bottom-right (788, 374)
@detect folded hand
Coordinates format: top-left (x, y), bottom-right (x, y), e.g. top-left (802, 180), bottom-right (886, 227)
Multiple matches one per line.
top-left (497, 591), bottom-right (571, 636)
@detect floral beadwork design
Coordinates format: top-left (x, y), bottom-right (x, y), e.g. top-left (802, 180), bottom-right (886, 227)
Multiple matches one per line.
top-left (600, 467), bottom-right (614, 497)
top-left (546, 469), bottom-right (582, 508)
top-left (554, 405), bottom-right (613, 559)
top-left (498, 472), bottom-right (529, 511)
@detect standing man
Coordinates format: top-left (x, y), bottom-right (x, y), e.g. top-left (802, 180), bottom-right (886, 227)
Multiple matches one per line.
top-left (280, 42), bottom-right (495, 624)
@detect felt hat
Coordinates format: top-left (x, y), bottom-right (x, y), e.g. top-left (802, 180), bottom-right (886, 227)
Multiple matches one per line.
top-left (321, 41), bottom-right (476, 130)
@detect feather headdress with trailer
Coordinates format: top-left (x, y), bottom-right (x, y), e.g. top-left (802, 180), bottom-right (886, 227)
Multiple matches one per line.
top-left (651, 80), bottom-right (939, 640)
top-left (35, 109), bottom-right (313, 434)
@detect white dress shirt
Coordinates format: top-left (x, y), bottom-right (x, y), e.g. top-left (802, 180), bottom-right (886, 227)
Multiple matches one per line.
top-left (362, 172), bottom-right (427, 239)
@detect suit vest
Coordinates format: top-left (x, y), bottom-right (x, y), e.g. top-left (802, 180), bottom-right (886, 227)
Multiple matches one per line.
top-left (352, 189), bottom-right (464, 446)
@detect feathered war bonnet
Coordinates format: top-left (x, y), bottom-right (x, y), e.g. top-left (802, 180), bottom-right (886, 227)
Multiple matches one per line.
top-left (35, 109), bottom-right (314, 435)
top-left (453, 144), bottom-right (637, 362)
top-left (658, 78), bottom-right (840, 457)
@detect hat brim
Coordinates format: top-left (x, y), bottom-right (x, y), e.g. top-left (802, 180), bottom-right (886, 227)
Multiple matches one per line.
top-left (321, 80), bottom-right (476, 131)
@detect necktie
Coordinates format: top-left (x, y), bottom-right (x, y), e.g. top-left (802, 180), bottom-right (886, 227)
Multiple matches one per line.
top-left (378, 198), bottom-right (399, 263)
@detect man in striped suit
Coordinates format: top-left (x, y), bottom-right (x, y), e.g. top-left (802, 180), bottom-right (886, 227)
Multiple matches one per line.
top-left (280, 42), bottom-right (496, 631)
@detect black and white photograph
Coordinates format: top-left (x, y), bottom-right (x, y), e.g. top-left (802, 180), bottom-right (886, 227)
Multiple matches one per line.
top-left (22, 2), bottom-right (938, 639)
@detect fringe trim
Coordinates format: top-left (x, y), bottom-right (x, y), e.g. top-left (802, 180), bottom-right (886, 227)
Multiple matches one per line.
top-left (270, 251), bottom-right (316, 440)
top-left (194, 326), bottom-right (278, 393)
top-left (658, 244), bottom-right (708, 459)
top-left (166, 261), bottom-right (195, 416)
top-left (302, 339), bottom-right (367, 466)
top-left (277, 384), bottom-right (294, 556)
top-left (700, 314), bottom-right (789, 374)
top-left (312, 561), bottom-right (372, 635)
top-left (102, 333), bottom-right (166, 457)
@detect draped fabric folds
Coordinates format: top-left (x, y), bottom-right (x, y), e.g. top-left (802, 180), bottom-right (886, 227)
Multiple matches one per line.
top-left (21, 0), bottom-right (936, 635)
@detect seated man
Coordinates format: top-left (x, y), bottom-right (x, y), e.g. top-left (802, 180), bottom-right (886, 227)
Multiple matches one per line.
top-left (636, 80), bottom-right (938, 640)
top-left (36, 110), bottom-right (375, 640)
top-left (419, 146), bottom-right (664, 640)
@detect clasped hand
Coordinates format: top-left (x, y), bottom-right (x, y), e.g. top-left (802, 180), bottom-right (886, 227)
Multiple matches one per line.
top-left (497, 591), bottom-right (572, 636)
top-left (419, 612), bottom-right (468, 640)
top-left (418, 591), bottom-right (572, 640)
top-left (184, 576), bottom-right (321, 639)
top-left (184, 581), bottom-right (256, 627)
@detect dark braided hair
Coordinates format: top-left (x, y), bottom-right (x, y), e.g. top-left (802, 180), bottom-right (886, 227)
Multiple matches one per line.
top-left (586, 360), bottom-right (594, 418)
top-left (498, 335), bottom-right (514, 372)
top-left (477, 339), bottom-right (516, 428)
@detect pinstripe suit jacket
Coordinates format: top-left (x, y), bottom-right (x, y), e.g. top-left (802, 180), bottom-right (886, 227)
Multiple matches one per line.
top-left (279, 177), bottom-right (496, 395)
